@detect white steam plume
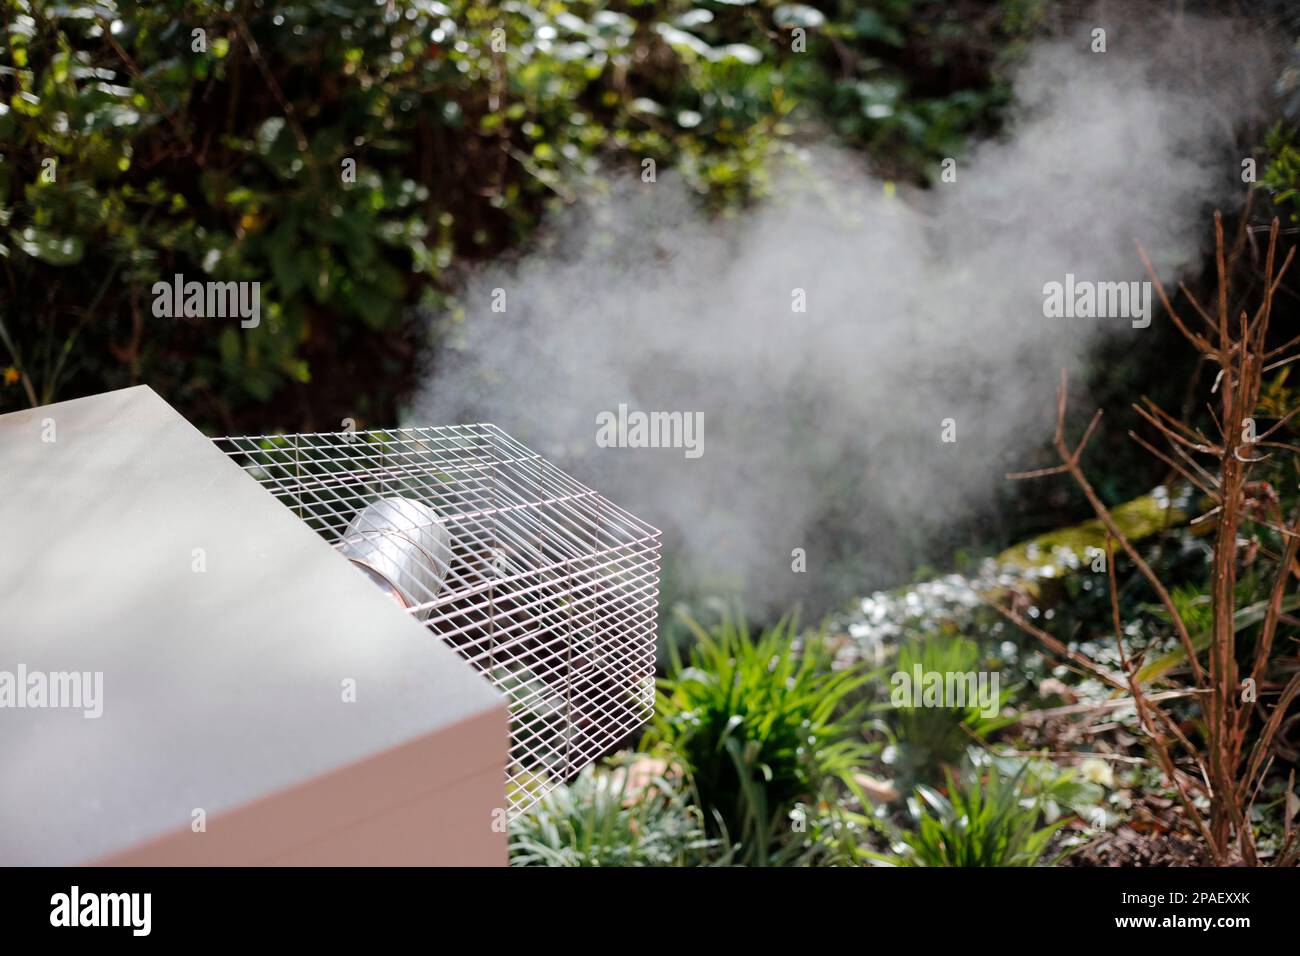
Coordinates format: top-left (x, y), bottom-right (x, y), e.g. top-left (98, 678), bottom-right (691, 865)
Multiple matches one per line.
top-left (415, 13), bottom-right (1274, 615)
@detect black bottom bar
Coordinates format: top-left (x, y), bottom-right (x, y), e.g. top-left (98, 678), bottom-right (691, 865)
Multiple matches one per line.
top-left (1, 865), bottom-right (1289, 942)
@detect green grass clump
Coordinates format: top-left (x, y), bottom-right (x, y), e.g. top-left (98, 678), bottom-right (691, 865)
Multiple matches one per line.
top-left (888, 634), bottom-right (1014, 782)
top-left (882, 767), bottom-right (1065, 867)
top-left (647, 609), bottom-right (873, 865)
top-left (509, 758), bottom-right (720, 867)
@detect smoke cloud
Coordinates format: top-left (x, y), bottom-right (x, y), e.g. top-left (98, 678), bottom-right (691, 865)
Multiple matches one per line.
top-left (415, 13), bottom-right (1274, 616)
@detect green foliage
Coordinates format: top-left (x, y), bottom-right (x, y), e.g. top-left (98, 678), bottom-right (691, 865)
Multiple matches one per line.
top-left (646, 608), bottom-right (873, 865)
top-left (0, 0), bottom-right (776, 424)
top-left (508, 756), bottom-right (721, 867)
top-left (1261, 123), bottom-right (1300, 222)
top-left (886, 634), bottom-right (1015, 782)
top-left (770, 797), bottom-right (875, 866)
top-left (732, 0), bottom-right (1043, 178)
top-left (1136, 587), bottom-right (1300, 685)
top-left (983, 753), bottom-right (1108, 825)
top-left (881, 766), bottom-right (1066, 867)
top-left (2, 0), bottom-right (1028, 428)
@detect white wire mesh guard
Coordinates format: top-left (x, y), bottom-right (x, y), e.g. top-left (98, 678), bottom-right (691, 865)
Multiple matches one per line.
top-left (212, 424), bottom-right (660, 817)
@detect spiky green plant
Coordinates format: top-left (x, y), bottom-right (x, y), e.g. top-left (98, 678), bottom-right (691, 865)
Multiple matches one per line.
top-left (887, 633), bottom-right (1015, 782)
top-left (508, 757), bottom-right (720, 867)
top-left (645, 609), bottom-right (874, 865)
top-left (883, 767), bottom-right (1066, 867)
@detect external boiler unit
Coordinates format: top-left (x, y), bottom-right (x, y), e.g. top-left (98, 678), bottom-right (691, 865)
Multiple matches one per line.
top-left (0, 386), bottom-right (659, 865)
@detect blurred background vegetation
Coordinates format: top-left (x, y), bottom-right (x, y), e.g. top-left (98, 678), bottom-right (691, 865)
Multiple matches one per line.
top-left (2, 0), bottom-right (1044, 431)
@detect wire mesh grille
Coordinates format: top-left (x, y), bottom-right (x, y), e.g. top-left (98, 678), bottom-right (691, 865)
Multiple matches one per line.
top-left (212, 424), bottom-right (660, 816)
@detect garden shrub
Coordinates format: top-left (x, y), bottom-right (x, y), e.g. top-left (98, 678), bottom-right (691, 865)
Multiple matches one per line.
top-left (885, 633), bottom-right (1015, 784)
top-left (2, 0), bottom-right (1032, 431)
top-left (878, 765), bottom-right (1066, 867)
top-left (646, 608), bottom-right (874, 865)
